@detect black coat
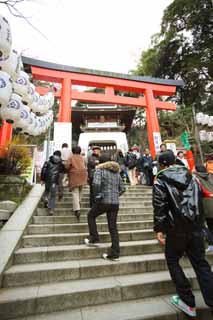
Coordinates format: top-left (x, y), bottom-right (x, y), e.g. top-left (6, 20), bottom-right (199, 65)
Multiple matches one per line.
top-left (87, 153), bottom-right (100, 181)
top-left (153, 165), bottom-right (204, 235)
top-left (41, 155), bottom-right (65, 187)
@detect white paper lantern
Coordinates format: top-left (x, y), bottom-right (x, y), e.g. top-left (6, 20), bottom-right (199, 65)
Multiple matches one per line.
top-left (23, 111), bottom-right (36, 135)
top-left (208, 116), bottom-right (213, 127)
top-left (0, 70), bottom-right (12, 108)
top-left (0, 15), bottom-right (12, 61)
top-left (0, 93), bottom-right (22, 123)
top-left (196, 112), bottom-right (204, 125)
top-left (13, 71), bottom-right (30, 97)
top-left (199, 130), bottom-right (207, 142)
top-left (0, 50), bottom-right (22, 81)
top-left (13, 104), bottom-right (30, 131)
top-left (31, 92), bottom-right (40, 112)
top-left (201, 114), bottom-right (209, 126)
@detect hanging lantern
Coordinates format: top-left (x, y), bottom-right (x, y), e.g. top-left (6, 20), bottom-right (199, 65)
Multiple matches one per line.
top-left (201, 114), bottom-right (209, 126)
top-left (31, 92), bottom-right (40, 112)
top-left (0, 50), bottom-right (22, 81)
top-left (13, 70), bottom-right (30, 97)
top-left (13, 104), bottom-right (30, 132)
top-left (195, 112), bottom-right (204, 125)
top-left (0, 70), bottom-right (12, 108)
top-left (199, 130), bottom-right (207, 142)
top-left (0, 93), bottom-right (22, 123)
top-left (0, 15), bottom-right (12, 61)
top-left (208, 116), bottom-right (213, 127)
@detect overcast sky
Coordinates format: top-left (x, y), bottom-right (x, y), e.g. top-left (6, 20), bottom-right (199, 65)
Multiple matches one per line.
top-left (1, 0), bottom-right (172, 74)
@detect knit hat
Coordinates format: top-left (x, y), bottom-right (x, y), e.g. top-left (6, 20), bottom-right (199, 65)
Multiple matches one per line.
top-left (158, 150), bottom-right (175, 166)
top-left (92, 146), bottom-right (101, 151)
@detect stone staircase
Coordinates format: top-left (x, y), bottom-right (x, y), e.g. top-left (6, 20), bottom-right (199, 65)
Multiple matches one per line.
top-left (0, 185), bottom-right (212, 320)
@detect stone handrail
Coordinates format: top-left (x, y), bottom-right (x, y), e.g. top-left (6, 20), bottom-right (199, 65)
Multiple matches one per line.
top-left (0, 184), bottom-right (44, 287)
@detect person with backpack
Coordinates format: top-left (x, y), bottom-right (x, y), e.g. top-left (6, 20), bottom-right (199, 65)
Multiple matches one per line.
top-left (125, 148), bottom-right (137, 186)
top-left (41, 150), bottom-right (65, 215)
top-left (194, 164), bottom-right (213, 252)
top-left (137, 148), bottom-right (153, 186)
top-left (153, 151), bottom-right (213, 317)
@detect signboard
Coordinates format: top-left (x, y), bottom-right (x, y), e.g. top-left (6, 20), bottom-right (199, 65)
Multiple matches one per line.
top-left (166, 142), bottom-right (177, 155)
top-left (153, 132), bottom-right (162, 153)
top-left (88, 122), bottom-right (117, 128)
top-left (53, 122), bottom-right (72, 151)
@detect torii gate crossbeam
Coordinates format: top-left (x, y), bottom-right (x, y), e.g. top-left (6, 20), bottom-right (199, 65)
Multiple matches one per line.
top-left (0, 57), bottom-right (184, 158)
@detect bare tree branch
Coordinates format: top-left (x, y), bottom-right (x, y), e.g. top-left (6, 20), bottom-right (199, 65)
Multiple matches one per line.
top-left (0, 0), bottom-right (49, 40)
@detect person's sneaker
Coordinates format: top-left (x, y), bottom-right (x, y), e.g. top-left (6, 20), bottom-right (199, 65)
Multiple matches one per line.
top-left (74, 210), bottom-right (80, 220)
top-left (206, 245), bottom-right (213, 253)
top-left (43, 198), bottom-right (48, 208)
top-left (48, 208), bottom-right (54, 216)
top-left (102, 253), bottom-right (120, 261)
top-left (84, 238), bottom-right (99, 247)
top-left (171, 295), bottom-right (196, 317)
top-left (58, 194), bottom-right (63, 201)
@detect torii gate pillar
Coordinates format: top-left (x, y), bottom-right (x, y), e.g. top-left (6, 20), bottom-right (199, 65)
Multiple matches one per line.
top-left (58, 77), bottom-right (72, 122)
top-left (145, 88), bottom-right (161, 157)
top-left (0, 122), bottom-right (12, 156)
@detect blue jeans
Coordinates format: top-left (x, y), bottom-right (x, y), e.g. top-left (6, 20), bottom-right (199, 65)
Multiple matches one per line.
top-left (44, 183), bottom-right (58, 209)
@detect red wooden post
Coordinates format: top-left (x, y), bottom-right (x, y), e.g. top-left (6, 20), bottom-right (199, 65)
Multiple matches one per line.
top-left (58, 77), bottom-right (71, 122)
top-left (0, 121), bottom-right (12, 156)
top-left (145, 88), bottom-right (161, 158)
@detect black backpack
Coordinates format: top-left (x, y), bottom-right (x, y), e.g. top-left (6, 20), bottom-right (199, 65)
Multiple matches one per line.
top-left (126, 153), bottom-right (137, 169)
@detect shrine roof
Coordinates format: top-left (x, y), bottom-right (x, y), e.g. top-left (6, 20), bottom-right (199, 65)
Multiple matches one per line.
top-left (22, 56), bottom-right (184, 87)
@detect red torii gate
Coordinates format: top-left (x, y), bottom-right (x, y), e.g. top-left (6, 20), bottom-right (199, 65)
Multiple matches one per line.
top-left (0, 57), bottom-right (183, 158)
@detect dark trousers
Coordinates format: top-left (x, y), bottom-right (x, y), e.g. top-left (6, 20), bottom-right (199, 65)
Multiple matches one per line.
top-left (144, 168), bottom-right (153, 186)
top-left (165, 232), bottom-right (213, 308)
top-left (44, 183), bottom-right (58, 210)
top-left (87, 203), bottom-right (120, 257)
top-left (89, 180), bottom-right (95, 208)
top-left (206, 218), bottom-right (213, 245)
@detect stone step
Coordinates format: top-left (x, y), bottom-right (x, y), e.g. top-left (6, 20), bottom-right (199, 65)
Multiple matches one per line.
top-left (7, 291), bottom-right (212, 320)
top-left (55, 201), bottom-right (152, 209)
top-left (58, 195), bottom-right (152, 202)
top-left (22, 229), bottom-right (155, 247)
top-left (14, 240), bottom-right (161, 264)
top-left (4, 254), bottom-right (213, 288)
top-left (33, 213), bottom-right (154, 224)
top-left (36, 207), bottom-right (153, 216)
top-left (62, 188), bottom-right (152, 195)
top-left (0, 268), bottom-right (201, 319)
top-left (3, 253), bottom-right (166, 287)
top-left (27, 220), bottom-right (153, 235)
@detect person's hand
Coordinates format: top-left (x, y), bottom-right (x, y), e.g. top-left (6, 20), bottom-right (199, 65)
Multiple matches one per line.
top-left (157, 232), bottom-right (165, 245)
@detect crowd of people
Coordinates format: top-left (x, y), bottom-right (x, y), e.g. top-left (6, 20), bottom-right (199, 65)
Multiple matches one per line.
top-left (40, 142), bottom-right (213, 317)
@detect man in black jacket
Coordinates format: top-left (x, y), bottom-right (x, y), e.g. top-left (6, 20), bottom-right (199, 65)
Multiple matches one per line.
top-left (153, 151), bottom-right (213, 317)
top-left (41, 150), bottom-right (65, 215)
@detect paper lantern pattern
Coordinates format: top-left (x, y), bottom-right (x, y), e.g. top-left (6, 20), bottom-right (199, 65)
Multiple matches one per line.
top-left (0, 16), bottom-right (54, 136)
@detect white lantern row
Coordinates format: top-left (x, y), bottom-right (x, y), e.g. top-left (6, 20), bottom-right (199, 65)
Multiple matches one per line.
top-left (196, 112), bottom-right (213, 127)
top-left (0, 15), bottom-right (55, 136)
top-left (199, 130), bottom-right (213, 142)
top-left (0, 91), bottom-right (54, 136)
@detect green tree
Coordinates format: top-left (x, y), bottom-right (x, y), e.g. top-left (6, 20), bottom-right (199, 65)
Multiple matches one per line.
top-left (133, 0), bottom-right (213, 148)
top-left (134, 0), bottom-right (213, 110)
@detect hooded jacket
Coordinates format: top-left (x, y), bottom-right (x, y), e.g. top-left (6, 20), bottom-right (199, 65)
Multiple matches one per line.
top-left (194, 171), bottom-right (213, 219)
top-left (93, 161), bottom-right (126, 204)
top-left (41, 155), bottom-right (65, 186)
top-left (153, 165), bottom-right (204, 234)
